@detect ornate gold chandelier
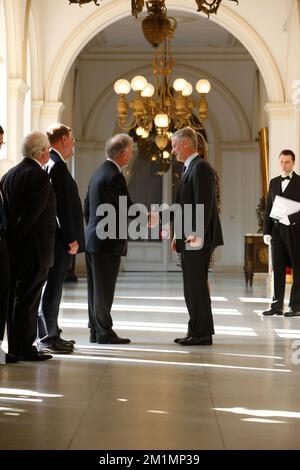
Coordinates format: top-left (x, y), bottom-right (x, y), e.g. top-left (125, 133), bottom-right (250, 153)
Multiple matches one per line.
top-left (114, 13), bottom-right (210, 150)
top-left (69, 0), bottom-right (100, 5)
top-left (132, 1), bottom-right (238, 19)
top-left (69, 1), bottom-right (239, 16)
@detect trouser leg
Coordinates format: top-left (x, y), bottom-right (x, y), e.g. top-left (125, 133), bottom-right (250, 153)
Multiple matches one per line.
top-left (90, 253), bottom-right (121, 339)
top-left (38, 251), bottom-right (70, 342)
top-left (181, 247), bottom-right (214, 338)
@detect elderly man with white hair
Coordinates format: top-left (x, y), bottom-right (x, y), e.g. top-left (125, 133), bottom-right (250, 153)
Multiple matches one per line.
top-left (1, 131), bottom-right (56, 361)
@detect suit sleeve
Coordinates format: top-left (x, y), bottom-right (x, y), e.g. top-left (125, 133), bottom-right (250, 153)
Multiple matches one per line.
top-left (192, 162), bottom-right (215, 237)
top-left (50, 161), bottom-right (76, 245)
top-left (263, 180), bottom-right (273, 235)
top-left (84, 185), bottom-right (90, 225)
top-left (288, 210), bottom-right (300, 225)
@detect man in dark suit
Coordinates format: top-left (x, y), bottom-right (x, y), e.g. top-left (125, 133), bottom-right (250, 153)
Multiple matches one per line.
top-left (84, 134), bottom-right (134, 344)
top-left (1, 125), bottom-right (20, 364)
top-left (1, 131), bottom-right (56, 361)
top-left (263, 149), bottom-right (300, 317)
top-left (151, 127), bottom-right (223, 346)
top-left (37, 123), bottom-right (85, 354)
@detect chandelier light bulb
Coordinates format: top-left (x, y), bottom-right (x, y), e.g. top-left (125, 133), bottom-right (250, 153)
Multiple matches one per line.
top-left (131, 75), bottom-right (148, 92)
top-left (173, 78), bottom-right (187, 92)
top-left (154, 113), bottom-right (169, 128)
top-left (163, 151), bottom-right (170, 159)
top-left (142, 129), bottom-right (149, 138)
top-left (182, 82), bottom-right (193, 96)
top-left (114, 79), bottom-right (131, 95)
top-left (141, 83), bottom-right (155, 98)
top-left (196, 79), bottom-right (211, 94)
top-left (136, 126), bottom-right (145, 136)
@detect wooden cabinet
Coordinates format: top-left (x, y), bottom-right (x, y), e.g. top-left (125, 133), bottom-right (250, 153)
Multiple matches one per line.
top-left (244, 233), bottom-right (268, 286)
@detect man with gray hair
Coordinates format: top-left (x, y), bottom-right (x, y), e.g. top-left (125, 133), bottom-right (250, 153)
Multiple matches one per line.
top-left (1, 131), bottom-right (56, 361)
top-left (84, 133), bottom-right (134, 344)
top-left (149, 127), bottom-right (223, 346)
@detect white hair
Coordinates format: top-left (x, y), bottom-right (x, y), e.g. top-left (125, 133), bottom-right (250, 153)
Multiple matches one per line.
top-left (22, 131), bottom-right (49, 159)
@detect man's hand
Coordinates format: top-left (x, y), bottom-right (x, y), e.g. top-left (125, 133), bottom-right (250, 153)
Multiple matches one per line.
top-left (184, 235), bottom-right (203, 248)
top-left (263, 234), bottom-right (272, 245)
top-left (68, 240), bottom-right (79, 255)
top-left (148, 211), bottom-right (159, 228)
top-left (279, 215), bottom-right (290, 226)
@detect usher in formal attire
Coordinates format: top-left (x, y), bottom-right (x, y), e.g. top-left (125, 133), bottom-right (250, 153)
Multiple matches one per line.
top-left (264, 172), bottom-right (300, 314)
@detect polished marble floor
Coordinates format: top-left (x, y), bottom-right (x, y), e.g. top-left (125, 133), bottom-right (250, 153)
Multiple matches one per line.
top-left (1, 272), bottom-right (300, 450)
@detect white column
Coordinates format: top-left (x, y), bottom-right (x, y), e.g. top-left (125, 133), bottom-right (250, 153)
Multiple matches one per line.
top-left (39, 101), bottom-right (65, 132)
top-left (265, 102), bottom-right (297, 178)
top-left (31, 100), bottom-right (44, 130)
top-left (291, 80), bottom-right (300, 170)
top-left (7, 78), bottom-right (30, 164)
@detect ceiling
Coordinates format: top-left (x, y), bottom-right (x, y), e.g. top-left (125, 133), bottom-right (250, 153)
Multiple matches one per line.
top-left (82, 9), bottom-right (247, 52)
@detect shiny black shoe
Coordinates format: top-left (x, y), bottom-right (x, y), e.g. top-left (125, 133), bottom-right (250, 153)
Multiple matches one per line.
top-left (60, 338), bottom-right (76, 346)
top-left (97, 335), bottom-right (131, 345)
top-left (174, 335), bottom-right (191, 344)
top-left (284, 310), bottom-right (300, 317)
top-left (179, 336), bottom-right (213, 346)
top-left (5, 353), bottom-right (21, 364)
top-left (38, 341), bottom-right (74, 354)
top-left (22, 352), bottom-right (53, 361)
top-left (262, 308), bottom-right (283, 316)
top-left (89, 331), bottom-right (97, 343)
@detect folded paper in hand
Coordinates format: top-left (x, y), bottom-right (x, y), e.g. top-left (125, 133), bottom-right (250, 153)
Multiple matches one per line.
top-left (270, 195), bottom-right (300, 220)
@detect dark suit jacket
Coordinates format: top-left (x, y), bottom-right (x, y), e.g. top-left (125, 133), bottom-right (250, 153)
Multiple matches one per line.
top-left (264, 172), bottom-right (300, 235)
top-left (1, 158), bottom-right (56, 267)
top-left (46, 149), bottom-right (85, 253)
top-left (84, 160), bottom-right (133, 256)
top-left (175, 155), bottom-right (223, 253)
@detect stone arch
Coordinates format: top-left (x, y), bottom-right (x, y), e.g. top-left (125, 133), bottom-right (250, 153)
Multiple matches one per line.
top-left (45, 0), bottom-right (284, 105)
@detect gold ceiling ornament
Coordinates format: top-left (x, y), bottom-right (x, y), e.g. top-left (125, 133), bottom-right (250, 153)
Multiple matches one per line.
top-left (114, 29), bottom-right (211, 150)
top-left (69, 0), bottom-right (100, 6)
top-left (132, 0), bottom-right (238, 18)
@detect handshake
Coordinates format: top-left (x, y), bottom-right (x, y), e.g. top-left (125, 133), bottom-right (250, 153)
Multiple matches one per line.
top-left (147, 211), bottom-right (160, 228)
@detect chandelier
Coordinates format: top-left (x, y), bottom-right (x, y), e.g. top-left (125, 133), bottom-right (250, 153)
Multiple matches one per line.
top-left (69, 0), bottom-right (100, 5)
top-left (133, 0), bottom-right (239, 18)
top-left (69, 0), bottom-right (239, 15)
top-left (113, 21), bottom-right (210, 150)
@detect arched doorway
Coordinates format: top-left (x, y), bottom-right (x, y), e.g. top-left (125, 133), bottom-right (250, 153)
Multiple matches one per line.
top-left (41, 0), bottom-right (285, 272)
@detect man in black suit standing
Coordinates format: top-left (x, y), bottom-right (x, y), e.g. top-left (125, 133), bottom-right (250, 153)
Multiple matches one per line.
top-left (84, 134), bottom-right (134, 344)
top-left (38, 123), bottom-right (85, 354)
top-left (0, 125), bottom-right (19, 364)
top-left (263, 149), bottom-right (300, 317)
top-left (1, 131), bottom-right (56, 361)
top-left (153, 127), bottom-right (223, 346)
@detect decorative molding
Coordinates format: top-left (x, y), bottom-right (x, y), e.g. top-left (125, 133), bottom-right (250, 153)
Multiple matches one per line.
top-left (220, 141), bottom-right (259, 151)
top-left (265, 101), bottom-right (295, 117)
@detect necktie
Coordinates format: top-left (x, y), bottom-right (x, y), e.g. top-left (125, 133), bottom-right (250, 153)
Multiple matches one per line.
top-left (181, 165), bottom-right (187, 179)
top-left (281, 175), bottom-right (291, 181)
